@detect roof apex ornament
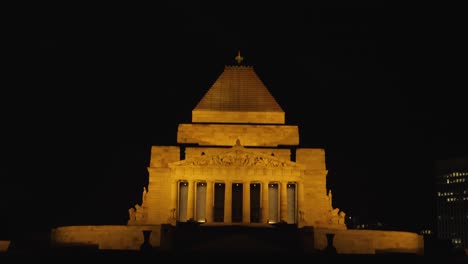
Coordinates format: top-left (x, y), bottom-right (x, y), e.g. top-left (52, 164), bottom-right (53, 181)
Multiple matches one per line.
top-left (235, 50), bottom-right (244, 65)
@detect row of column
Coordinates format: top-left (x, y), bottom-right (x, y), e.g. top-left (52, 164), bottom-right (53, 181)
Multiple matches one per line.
top-left (177, 180), bottom-right (297, 225)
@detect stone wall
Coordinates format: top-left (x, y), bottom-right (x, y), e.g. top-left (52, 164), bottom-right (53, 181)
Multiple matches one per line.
top-left (50, 225), bottom-right (162, 250)
top-left (143, 145), bottom-right (346, 228)
top-left (185, 147), bottom-right (291, 162)
top-left (49, 225), bottom-right (424, 254)
top-left (296, 148), bottom-right (326, 171)
top-left (313, 227), bottom-right (424, 255)
top-left (177, 124), bottom-right (298, 146)
top-left (149, 146), bottom-right (180, 168)
top-left (144, 168), bottom-right (175, 225)
top-left (192, 111), bottom-right (285, 125)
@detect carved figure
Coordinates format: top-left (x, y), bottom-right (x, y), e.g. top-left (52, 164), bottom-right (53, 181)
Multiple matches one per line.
top-left (128, 208), bottom-right (136, 222)
top-left (142, 186), bottom-right (147, 203)
top-left (338, 211), bottom-right (346, 225)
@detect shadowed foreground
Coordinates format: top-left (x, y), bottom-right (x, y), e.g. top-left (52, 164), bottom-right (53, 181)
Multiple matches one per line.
top-left (1, 250), bottom-right (467, 264)
top-left (2, 225), bottom-right (466, 263)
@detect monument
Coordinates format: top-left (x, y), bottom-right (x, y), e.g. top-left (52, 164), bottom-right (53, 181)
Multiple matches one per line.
top-left (50, 52), bottom-right (424, 254)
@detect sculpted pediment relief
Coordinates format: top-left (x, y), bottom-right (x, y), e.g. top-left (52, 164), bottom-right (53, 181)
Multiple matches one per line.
top-left (169, 147), bottom-right (302, 169)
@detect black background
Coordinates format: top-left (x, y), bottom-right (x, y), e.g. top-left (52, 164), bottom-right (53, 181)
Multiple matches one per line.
top-left (2, 2), bottom-right (466, 237)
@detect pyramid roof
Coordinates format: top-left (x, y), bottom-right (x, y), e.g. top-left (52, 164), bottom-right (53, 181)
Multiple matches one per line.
top-left (192, 65), bottom-right (285, 124)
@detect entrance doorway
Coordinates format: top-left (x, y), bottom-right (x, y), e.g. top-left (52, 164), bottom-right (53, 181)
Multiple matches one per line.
top-left (232, 183), bottom-right (243, 222)
top-left (250, 183), bottom-right (261, 223)
top-left (213, 183), bottom-right (225, 222)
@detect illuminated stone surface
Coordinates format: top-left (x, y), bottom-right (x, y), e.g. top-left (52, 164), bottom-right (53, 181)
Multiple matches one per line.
top-left (50, 225), bottom-right (162, 250)
top-left (313, 227), bottom-right (424, 254)
top-left (177, 124), bottom-right (299, 146)
top-left (192, 65), bottom-right (284, 124)
top-left (50, 58), bottom-right (424, 254)
top-left (0, 241), bottom-right (10, 252)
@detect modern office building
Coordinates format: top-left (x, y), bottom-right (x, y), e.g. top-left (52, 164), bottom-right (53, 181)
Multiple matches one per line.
top-left (435, 156), bottom-right (468, 249)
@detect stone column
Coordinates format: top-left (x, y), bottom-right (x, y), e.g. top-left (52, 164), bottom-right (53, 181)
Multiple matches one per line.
top-left (280, 182), bottom-right (287, 223)
top-left (206, 180), bottom-right (213, 223)
top-left (262, 182), bottom-right (268, 224)
top-left (187, 180), bottom-right (194, 221)
top-left (224, 180), bottom-right (232, 224)
top-left (243, 182), bottom-right (250, 223)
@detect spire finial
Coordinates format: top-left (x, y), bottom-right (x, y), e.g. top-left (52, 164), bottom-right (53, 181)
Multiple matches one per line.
top-left (235, 50), bottom-right (244, 64)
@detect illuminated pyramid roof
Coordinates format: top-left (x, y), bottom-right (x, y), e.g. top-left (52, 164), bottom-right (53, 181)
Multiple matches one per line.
top-left (192, 52), bottom-right (285, 124)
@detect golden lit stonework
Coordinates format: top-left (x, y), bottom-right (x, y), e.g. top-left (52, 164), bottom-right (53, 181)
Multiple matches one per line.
top-left (50, 54), bottom-right (425, 255)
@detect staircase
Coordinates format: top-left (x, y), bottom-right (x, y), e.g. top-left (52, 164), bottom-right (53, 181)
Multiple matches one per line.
top-left (173, 223), bottom-right (305, 255)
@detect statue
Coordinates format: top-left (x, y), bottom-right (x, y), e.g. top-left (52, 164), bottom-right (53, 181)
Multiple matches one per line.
top-left (135, 204), bottom-right (143, 221)
top-left (331, 208), bottom-right (339, 216)
top-left (338, 211), bottom-right (346, 225)
top-left (327, 189), bottom-right (333, 208)
top-left (329, 208), bottom-right (339, 224)
top-left (128, 208), bottom-right (136, 223)
top-left (142, 186), bottom-right (147, 204)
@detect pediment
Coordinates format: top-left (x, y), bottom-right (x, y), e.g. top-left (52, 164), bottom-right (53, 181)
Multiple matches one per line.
top-left (169, 147), bottom-right (302, 169)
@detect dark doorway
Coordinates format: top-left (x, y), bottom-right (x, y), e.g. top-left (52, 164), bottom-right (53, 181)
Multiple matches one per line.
top-left (232, 183), bottom-right (243, 222)
top-left (214, 183), bottom-right (225, 222)
top-left (250, 183), bottom-right (261, 223)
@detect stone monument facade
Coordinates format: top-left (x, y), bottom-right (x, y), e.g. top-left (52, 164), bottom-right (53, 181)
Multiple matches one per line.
top-left (127, 59), bottom-right (346, 230)
top-left (50, 53), bottom-right (423, 254)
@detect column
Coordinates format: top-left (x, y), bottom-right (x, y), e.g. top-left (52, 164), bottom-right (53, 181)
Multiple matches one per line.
top-left (243, 181), bottom-right (250, 223)
top-left (178, 180), bottom-right (188, 222)
top-left (224, 180), bottom-right (232, 224)
top-left (206, 180), bottom-right (213, 223)
top-left (287, 183), bottom-right (297, 224)
top-left (187, 180), bottom-right (194, 221)
top-left (262, 182), bottom-right (269, 224)
top-left (280, 181), bottom-right (287, 223)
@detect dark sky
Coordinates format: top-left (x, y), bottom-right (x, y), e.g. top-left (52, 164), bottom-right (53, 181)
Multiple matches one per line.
top-left (2, 3), bottom-right (466, 237)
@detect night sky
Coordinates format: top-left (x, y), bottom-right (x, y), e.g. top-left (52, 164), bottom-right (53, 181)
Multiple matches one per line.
top-left (2, 3), bottom-right (466, 237)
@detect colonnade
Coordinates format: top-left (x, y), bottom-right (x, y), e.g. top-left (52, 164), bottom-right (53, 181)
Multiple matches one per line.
top-left (176, 180), bottom-right (297, 225)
